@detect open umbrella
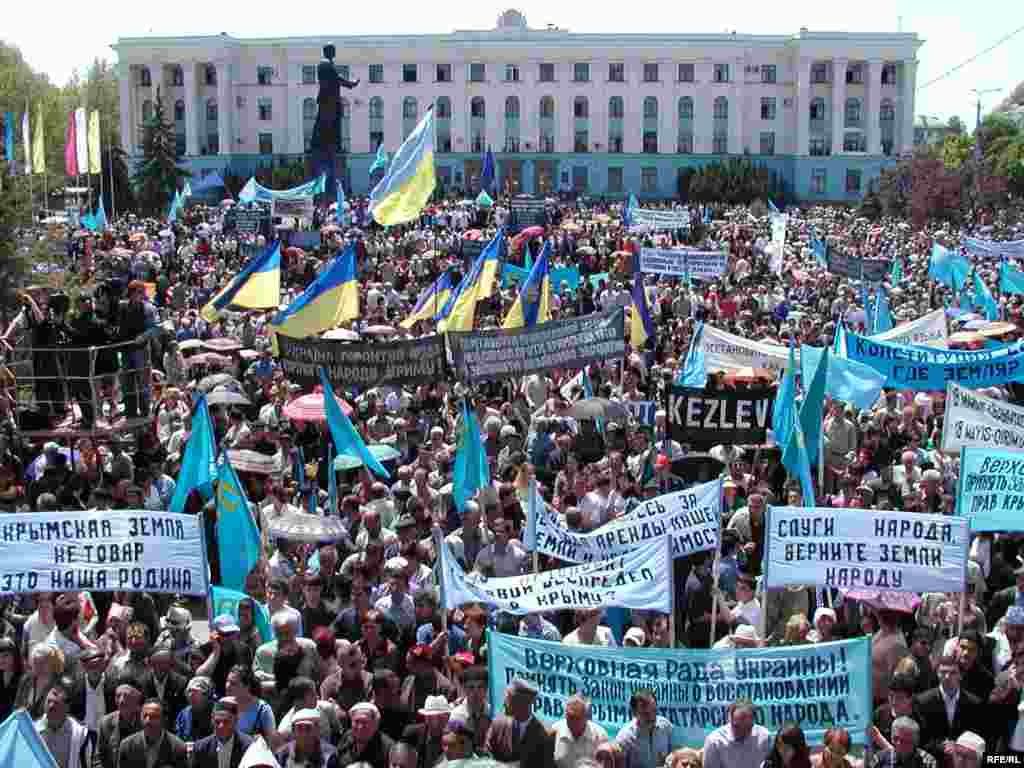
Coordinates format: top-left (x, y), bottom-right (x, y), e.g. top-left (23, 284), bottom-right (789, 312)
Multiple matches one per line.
top-left (202, 338), bottom-right (243, 353)
top-left (841, 589), bottom-right (920, 614)
top-left (239, 349), bottom-right (260, 361)
top-left (178, 339), bottom-right (204, 351)
top-left (723, 367), bottom-right (776, 386)
top-left (266, 510), bottom-right (348, 543)
top-left (322, 328), bottom-right (360, 341)
top-left (978, 321), bottom-right (1018, 338)
top-left (333, 444), bottom-right (402, 471)
top-left (197, 373), bottom-right (240, 392)
top-left (207, 389), bottom-right (251, 407)
top-left (284, 389), bottom-right (353, 421)
top-left (186, 352), bottom-right (233, 368)
top-left (568, 398), bottom-right (631, 423)
top-left (948, 331), bottom-right (986, 347)
top-left (963, 319), bottom-right (989, 330)
top-left (363, 325), bottom-right (398, 337)
top-left (227, 449), bottom-right (277, 475)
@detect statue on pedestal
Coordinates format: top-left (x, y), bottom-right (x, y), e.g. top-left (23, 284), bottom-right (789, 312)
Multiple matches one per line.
top-left (309, 44), bottom-right (359, 195)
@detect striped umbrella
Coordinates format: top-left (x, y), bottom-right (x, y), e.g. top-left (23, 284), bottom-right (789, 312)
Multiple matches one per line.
top-left (283, 389), bottom-right (353, 421)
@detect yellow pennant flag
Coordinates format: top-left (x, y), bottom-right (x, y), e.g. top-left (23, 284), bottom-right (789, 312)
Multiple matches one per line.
top-left (32, 106), bottom-right (44, 175)
top-left (87, 111), bottom-right (101, 174)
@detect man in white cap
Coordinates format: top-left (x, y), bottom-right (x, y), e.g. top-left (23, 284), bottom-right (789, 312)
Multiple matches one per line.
top-left (401, 695), bottom-right (451, 768)
top-left (809, 608), bottom-right (837, 644)
top-left (953, 732), bottom-right (985, 768)
top-left (337, 702), bottom-right (394, 768)
top-left (274, 708), bottom-right (337, 767)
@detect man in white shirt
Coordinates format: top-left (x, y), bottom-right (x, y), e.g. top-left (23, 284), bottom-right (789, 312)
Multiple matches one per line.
top-left (702, 698), bottom-right (772, 768)
top-left (580, 475), bottom-right (624, 530)
top-left (553, 696), bottom-right (608, 768)
top-left (474, 517), bottom-right (527, 577)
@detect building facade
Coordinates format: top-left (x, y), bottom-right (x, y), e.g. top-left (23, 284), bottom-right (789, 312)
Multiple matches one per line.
top-left (111, 10), bottom-right (923, 201)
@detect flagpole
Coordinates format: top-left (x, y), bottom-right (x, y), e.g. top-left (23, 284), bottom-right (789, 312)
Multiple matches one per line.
top-left (107, 114), bottom-right (117, 223)
top-left (97, 112), bottom-right (105, 228)
top-left (708, 542), bottom-right (723, 647)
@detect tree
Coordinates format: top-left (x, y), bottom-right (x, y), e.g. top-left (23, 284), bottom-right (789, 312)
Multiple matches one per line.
top-left (941, 134), bottom-right (974, 169)
top-left (946, 116), bottom-right (966, 136)
top-left (0, 170), bottom-right (32, 318)
top-left (131, 89), bottom-right (189, 216)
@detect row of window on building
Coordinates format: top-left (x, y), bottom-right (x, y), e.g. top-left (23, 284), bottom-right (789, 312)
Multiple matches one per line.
top-left (137, 60), bottom-right (901, 89)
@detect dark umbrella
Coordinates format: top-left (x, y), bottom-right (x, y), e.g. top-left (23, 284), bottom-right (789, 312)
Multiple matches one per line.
top-left (206, 389), bottom-right (251, 407)
top-left (568, 398), bottom-right (630, 423)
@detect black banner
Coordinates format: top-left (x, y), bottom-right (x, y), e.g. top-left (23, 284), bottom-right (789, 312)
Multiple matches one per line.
top-left (666, 386), bottom-right (775, 449)
top-left (826, 251), bottom-right (891, 283)
top-left (510, 196), bottom-right (547, 230)
top-left (448, 310), bottom-right (625, 384)
top-left (277, 334), bottom-right (446, 389)
top-left (233, 204), bottom-right (271, 236)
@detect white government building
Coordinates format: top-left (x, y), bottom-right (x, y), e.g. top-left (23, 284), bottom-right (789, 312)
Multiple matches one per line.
top-left (112, 10), bottom-right (922, 200)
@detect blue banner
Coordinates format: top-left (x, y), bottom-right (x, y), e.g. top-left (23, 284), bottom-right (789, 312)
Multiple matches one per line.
top-left (440, 535), bottom-right (671, 614)
top-left (487, 631), bottom-right (872, 748)
top-left (957, 447), bottom-right (1024, 532)
top-left (502, 263), bottom-right (580, 293)
top-left (962, 237), bottom-right (1024, 259)
top-left (841, 327), bottom-right (1024, 390)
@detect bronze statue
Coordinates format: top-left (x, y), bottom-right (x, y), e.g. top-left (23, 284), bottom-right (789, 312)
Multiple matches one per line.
top-left (309, 44), bottom-right (359, 194)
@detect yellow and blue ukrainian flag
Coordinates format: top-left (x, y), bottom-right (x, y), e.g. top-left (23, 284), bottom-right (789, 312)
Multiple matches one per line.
top-left (400, 272), bottom-right (453, 329)
top-left (200, 240), bottom-right (282, 322)
top-left (271, 243), bottom-right (359, 340)
top-left (369, 108), bottom-right (435, 226)
top-left (502, 240), bottom-right (552, 330)
top-left (629, 271), bottom-right (655, 348)
top-left (436, 230), bottom-right (503, 333)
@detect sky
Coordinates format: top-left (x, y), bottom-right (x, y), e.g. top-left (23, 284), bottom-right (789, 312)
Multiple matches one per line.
top-left (4, 0), bottom-right (1023, 130)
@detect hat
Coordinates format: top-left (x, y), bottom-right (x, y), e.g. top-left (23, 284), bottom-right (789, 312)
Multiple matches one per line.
top-left (624, 627), bottom-right (647, 646)
top-left (419, 695), bottom-right (452, 717)
top-left (165, 606), bottom-right (191, 629)
top-left (734, 625), bottom-right (760, 643)
top-left (500, 425), bottom-right (519, 439)
top-left (510, 677), bottom-right (539, 697)
top-left (186, 677), bottom-right (213, 695)
top-left (955, 732), bottom-right (985, 758)
top-left (813, 607), bottom-right (837, 625)
top-left (292, 708), bottom-right (321, 725)
top-left (349, 702), bottom-right (380, 719)
top-left (211, 614), bottom-right (241, 634)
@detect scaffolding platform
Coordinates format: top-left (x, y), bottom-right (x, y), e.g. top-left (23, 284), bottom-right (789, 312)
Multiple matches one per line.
top-left (6, 339), bottom-right (155, 442)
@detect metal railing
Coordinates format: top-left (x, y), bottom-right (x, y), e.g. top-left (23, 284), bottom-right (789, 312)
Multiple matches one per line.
top-left (5, 339), bottom-right (154, 433)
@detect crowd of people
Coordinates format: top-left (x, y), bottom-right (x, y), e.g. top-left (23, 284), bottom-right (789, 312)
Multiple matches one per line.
top-left (0, 185), bottom-right (1023, 768)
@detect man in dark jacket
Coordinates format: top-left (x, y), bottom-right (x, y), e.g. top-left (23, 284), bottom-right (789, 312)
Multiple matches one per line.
top-left (116, 699), bottom-right (187, 768)
top-left (336, 702), bottom-right (394, 768)
top-left (92, 683), bottom-right (142, 768)
top-left (191, 699), bottom-right (253, 768)
top-left (65, 295), bottom-right (110, 429)
top-left (276, 709), bottom-right (338, 768)
top-left (915, 656), bottom-right (983, 764)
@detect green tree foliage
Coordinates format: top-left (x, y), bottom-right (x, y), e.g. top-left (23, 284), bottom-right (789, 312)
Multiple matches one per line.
top-left (0, 43), bottom-right (127, 214)
top-left (946, 116), bottom-right (967, 136)
top-left (132, 90), bottom-right (189, 216)
top-left (677, 158), bottom-right (786, 205)
top-left (0, 170), bottom-right (32, 316)
top-left (941, 134), bottom-right (975, 169)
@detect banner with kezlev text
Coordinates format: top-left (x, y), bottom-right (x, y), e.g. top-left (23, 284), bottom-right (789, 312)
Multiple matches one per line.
top-left (525, 481), bottom-right (721, 563)
top-left (638, 248), bottom-right (728, 280)
top-left (764, 507), bottom-right (968, 593)
top-left (941, 382), bottom-right (1024, 453)
top-left (0, 510), bottom-right (209, 595)
top-left (841, 327), bottom-right (1024, 390)
top-left (277, 333), bottom-right (446, 390)
top-left (448, 310), bottom-right (625, 385)
top-left (487, 631), bottom-right (873, 748)
top-left (439, 535), bottom-right (671, 614)
top-left (956, 448), bottom-right (1024, 532)
top-left (666, 386), bottom-right (774, 449)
